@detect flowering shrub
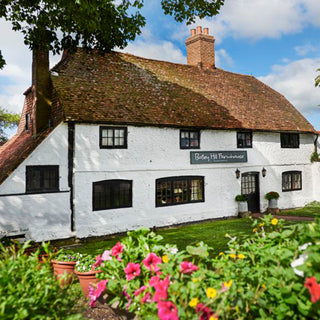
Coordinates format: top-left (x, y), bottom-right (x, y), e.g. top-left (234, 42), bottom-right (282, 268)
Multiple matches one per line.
top-left (265, 191), bottom-right (280, 200)
top-left (87, 216), bottom-right (320, 319)
top-left (53, 250), bottom-right (81, 262)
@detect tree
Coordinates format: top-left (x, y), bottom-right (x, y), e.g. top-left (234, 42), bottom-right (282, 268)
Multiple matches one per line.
top-left (316, 68), bottom-right (320, 87)
top-left (0, 0), bottom-right (225, 69)
top-left (0, 107), bottom-right (20, 145)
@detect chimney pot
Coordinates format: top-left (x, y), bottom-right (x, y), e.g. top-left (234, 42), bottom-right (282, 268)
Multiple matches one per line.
top-left (191, 29), bottom-right (196, 36)
top-left (203, 28), bottom-right (209, 35)
top-left (196, 26), bottom-right (202, 34)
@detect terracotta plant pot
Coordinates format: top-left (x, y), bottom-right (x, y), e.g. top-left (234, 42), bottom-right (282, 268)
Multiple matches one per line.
top-left (75, 270), bottom-right (102, 296)
top-left (52, 260), bottom-right (76, 286)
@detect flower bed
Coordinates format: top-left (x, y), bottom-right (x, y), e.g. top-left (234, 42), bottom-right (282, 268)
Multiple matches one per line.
top-left (86, 215), bottom-right (320, 319)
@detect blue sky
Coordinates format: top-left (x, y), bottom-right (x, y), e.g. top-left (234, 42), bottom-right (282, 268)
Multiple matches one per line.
top-left (1, 0), bottom-right (320, 132)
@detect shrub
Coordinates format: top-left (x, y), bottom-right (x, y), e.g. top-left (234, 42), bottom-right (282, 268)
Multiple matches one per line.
top-left (88, 216), bottom-right (320, 320)
top-left (0, 242), bottom-right (83, 320)
top-left (265, 191), bottom-right (280, 200)
top-left (235, 194), bottom-right (246, 202)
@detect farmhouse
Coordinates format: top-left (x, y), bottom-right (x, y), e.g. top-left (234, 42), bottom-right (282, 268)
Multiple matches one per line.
top-left (1, 27), bottom-right (319, 241)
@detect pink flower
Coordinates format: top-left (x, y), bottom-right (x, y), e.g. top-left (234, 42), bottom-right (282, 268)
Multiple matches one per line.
top-left (111, 242), bottom-right (124, 260)
top-left (123, 286), bottom-right (132, 310)
top-left (124, 262), bottom-right (141, 281)
top-left (134, 285), bottom-right (148, 296)
top-left (91, 254), bottom-right (103, 270)
top-left (153, 276), bottom-right (170, 302)
top-left (141, 292), bottom-right (152, 304)
top-left (195, 303), bottom-right (216, 320)
top-left (157, 301), bottom-right (179, 320)
top-left (179, 261), bottom-right (198, 274)
top-left (149, 275), bottom-right (161, 287)
top-left (305, 276), bottom-right (320, 303)
top-left (143, 252), bottom-right (162, 272)
top-left (88, 279), bottom-right (108, 307)
top-left (101, 249), bottom-right (112, 261)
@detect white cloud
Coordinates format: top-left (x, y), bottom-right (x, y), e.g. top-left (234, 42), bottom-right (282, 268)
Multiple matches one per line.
top-left (215, 49), bottom-right (234, 68)
top-left (258, 57), bottom-right (320, 114)
top-left (294, 44), bottom-right (317, 56)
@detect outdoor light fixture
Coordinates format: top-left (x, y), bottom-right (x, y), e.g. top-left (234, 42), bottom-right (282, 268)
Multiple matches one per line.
top-left (235, 168), bottom-right (240, 179)
top-left (262, 167), bottom-right (267, 177)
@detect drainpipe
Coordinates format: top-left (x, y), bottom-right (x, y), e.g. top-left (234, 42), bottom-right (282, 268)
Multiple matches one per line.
top-left (68, 122), bottom-right (75, 232)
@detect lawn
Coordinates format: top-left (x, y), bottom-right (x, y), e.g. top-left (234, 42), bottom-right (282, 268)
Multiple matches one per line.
top-left (279, 201), bottom-right (320, 218)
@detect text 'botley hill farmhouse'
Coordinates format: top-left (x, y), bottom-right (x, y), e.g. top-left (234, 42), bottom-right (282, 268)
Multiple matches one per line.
top-left (1, 27), bottom-right (320, 241)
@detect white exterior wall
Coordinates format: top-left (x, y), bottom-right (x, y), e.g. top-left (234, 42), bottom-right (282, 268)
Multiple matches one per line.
top-left (73, 124), bottom-right (317, 238)
top-left (0, 124), bottom-right (72, 241)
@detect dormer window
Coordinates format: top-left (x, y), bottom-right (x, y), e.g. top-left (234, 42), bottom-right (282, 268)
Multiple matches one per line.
top-left (180, 130), bottom-right (200, 149)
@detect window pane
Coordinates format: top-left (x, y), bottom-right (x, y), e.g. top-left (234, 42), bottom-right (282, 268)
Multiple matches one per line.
top-left (29, 169), bottom-right (41, 190)
top-left (173, 180), bottom-right (188, 203)
top-left (190, 179), bottom-right (203, 201)
top-left (156, 181), bottom-right (172, 205)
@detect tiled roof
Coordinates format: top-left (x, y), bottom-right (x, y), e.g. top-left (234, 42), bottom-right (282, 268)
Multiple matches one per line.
top-left (0, 129), bottom-right (52, 185)
top-left (52, 50), bottom-right (314, 133)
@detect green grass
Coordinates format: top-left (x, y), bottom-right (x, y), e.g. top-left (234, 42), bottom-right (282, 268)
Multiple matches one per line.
top-left (279, 201), bottom-right (320, 218)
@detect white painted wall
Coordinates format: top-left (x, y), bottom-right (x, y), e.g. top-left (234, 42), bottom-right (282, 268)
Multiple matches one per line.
top-left (73, 124), bottom-right (318, 238)
top-left (0, 124), bottom-right (72, 241)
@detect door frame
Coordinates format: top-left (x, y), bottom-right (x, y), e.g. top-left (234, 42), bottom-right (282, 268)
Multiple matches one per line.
top-left (241, 171), bottom-right (260, 213)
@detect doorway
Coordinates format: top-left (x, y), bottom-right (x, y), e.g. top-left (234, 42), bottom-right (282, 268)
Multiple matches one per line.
top-left (241, 172), bottom-right (260, 213)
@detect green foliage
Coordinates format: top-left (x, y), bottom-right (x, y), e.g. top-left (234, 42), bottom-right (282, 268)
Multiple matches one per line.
top-left (316, 68), bottom-right (320, 87)
top-left (0, 0), bottom-right (224, 68)
top-left (280, 201), bottom-right (320, 218)
top-left (265, 191), bottom-right (280, 200)
top-left (75, 253), bottom-right (96, 272)
top-left (310, 151), bottom-right (319, 162)
top-left (53, 249), bottom-right (81, 262)
top-left (235, 194), bottom-right (246, 202)
top-left (0, 106), bottom-right (20, 145)
top-left (0, 241), bottom-right (83, 320)
top-left (90, 217), bottom-right (320, 319)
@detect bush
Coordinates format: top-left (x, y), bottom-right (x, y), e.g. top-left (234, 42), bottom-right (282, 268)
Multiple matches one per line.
top-left (265, 191), bottom-right (280, 200)
top-left (235, 194), bottom-right (246, 202)
top-left (0, 242), bottom-right (83, 320)
top-left (88, 217), bottom-right (320, 319)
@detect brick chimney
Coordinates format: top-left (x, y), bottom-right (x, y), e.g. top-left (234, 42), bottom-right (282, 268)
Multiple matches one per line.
top-left (185, 26), bottom-right (215, 69)
top-left (31, 49), bottom-right (52, 134)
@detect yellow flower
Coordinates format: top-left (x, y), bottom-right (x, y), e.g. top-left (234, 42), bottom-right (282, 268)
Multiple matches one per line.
top-left (206, 287), bottom-right (217, 299)
top-left (258, 223), bottom-right (265, 227)
top-left (237, 253), bottom-right (245, 259)
top-left (218, 252), bottom-right (224, 256)
top-left (189, 298), bottom-right (199, 308)
top-left (252, 228), bottom-right (258, 233)
top-left (262, 284), bottom-right (266, 289)
top-left (235, 305), bottom-right (240, 313)
top-left (162, 255), bottom-right (169, 263)
top-left (192, 278), bottom-right (198, 283)
top-left (229, 253), bottom-right (236, 259)
top-left (271, 218), bottom-right (278, 226)
top-left (209, 316), bottom-right (218, 320)
top-left (224, 280), bottom-right (233, 288)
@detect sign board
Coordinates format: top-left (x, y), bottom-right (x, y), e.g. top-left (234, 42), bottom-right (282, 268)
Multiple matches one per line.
top-left (190, 151), bottom-right (247, 164)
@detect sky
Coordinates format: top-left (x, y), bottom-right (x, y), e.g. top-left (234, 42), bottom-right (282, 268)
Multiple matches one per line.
top-left (1, 0), bottom-right (320, 135)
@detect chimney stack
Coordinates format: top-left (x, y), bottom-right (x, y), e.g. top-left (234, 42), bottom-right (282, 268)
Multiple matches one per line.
top-left (185, 26), bottom-right (215, 69)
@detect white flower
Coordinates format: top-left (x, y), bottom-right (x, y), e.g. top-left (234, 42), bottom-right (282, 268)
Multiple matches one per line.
top-left (168, 247), bottom-right (178, 254)
top-left (291, 252), bottom-right (309, 277)
top-left (299, 243), bottom-right (312, 251)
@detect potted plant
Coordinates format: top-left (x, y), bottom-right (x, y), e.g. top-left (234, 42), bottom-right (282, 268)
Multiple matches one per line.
top-left (265, 191), bottom-right (280, 213)
top-left (51, 250), bottom-right (79, 286)
top-left (74, 253), bottom-right (102, 296)
top-left (235, 194), bottom-right (249, 217)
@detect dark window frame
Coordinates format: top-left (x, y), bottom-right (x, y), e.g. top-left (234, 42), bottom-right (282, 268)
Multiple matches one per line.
top-left (282, 171), bottom-right (302, 192)
top-left (156, 176), bottom-right (204, 207)
top-left (180, 129), bottom-right (200, 149)
top-left (26, 165), bottom-right (59, 194)
top-left (99, 126), bottom-right (128, 149)
top-left (237, 131), bottom-right (252, 148)
top-left (25, 113), bottom-right (31, 131)
top-left (92, 179), bottom-right (132, 211)
top-left (280, 133), bottom-right (300, 148)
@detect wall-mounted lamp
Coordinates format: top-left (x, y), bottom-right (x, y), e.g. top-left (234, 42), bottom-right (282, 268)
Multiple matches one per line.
top-left (262, 167), bottom-right (267, 177)
top-left (235, 168), bottom-right (240, 179)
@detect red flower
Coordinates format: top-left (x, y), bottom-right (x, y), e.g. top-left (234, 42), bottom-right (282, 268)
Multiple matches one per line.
top-left (149, 275), bottom-right (161, 287)
top-left (124, 262), bottom-right (141, 281)
top-left (180, 261), bottom-right (198, 274)
top-left (157, 301), bottom-right (179, 320)
top-left (305, 277), bottom-right (320, 303)
top-left (153, 276), bottom-right (170, 302)
top-left (143, 252), bottom-right (162, 272)
top-left (196, 303), bottom-right (216, 320)
top-left (141, 292), bottom-right (152, 304)
top-left (88, 279), bottom-right (108, 307)
top-left (134, 285), bottom-right (148, 296)
top-left (111, 242), bottom-right (124, 260)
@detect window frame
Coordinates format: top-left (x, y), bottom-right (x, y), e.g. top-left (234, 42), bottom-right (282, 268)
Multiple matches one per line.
top-left (92, 179), bottom-right (132, 211)
top-left (99, 126), bottom-right (128, 149)
top-left (25, 113), bottom-right (31, 131)
top-left (282, 171), bottom-right (302, 192)
top-left (26, 165), bottom-right (59, 194)
top-left (156, 176), bottom-right (204, 207)
top-left (237, 131), bottom-right (252, 148)
top-left (280, 133), bottom-right (300, 148)
top-left (180, 129), bottom-right (200, 149)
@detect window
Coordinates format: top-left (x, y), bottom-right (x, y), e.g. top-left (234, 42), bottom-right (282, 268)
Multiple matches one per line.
top-left (282, 171), bottom-right (302, 191)
top-left (237, 132), bottom-right (252, 148)
top-left (26, 165), bottom-right (59, 193)
top-left (93, 179), bottom-right (132, 211)
top-left (156, 176), bottom-right (204, 207)
top-left (100, 127), bottom-right (127, 148)
top-left (180, 130), bottom-right (200, 149)
top-left (281, 133), bottom-right (299, 148)
top-left (25, 114), bottom-right (31, 131)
